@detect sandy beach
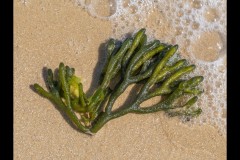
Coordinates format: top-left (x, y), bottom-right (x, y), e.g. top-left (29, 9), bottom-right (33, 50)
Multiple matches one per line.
top-left (14, 0), bottom-right (226, 159)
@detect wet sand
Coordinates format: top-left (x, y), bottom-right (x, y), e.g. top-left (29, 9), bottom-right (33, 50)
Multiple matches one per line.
top-left (14, 0), bottom-right (226, 159)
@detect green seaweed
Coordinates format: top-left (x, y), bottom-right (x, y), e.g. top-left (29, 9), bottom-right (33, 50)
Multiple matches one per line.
top-left (33, 29), bottom-right (204, 135)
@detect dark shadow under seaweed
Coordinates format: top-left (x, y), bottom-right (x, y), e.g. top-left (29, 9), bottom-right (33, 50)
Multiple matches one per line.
top-left (85, 41), bottom-right (108, 97)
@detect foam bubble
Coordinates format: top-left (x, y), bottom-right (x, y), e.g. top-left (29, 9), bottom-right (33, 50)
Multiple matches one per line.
top-left (91, 0), bottom-right (117, 17)
top-left (76, 0), bottom-right (117, 18)
top-left (190, 0), bottom-right (203, 9)
top-left (204, 7), bottom-right (219, 22)
top-left (190, 31), bottom-right (224, 62)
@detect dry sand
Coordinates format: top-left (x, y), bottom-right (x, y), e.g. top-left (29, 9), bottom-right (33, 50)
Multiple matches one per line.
top-left (14, 0), bottom-right (226, 159)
